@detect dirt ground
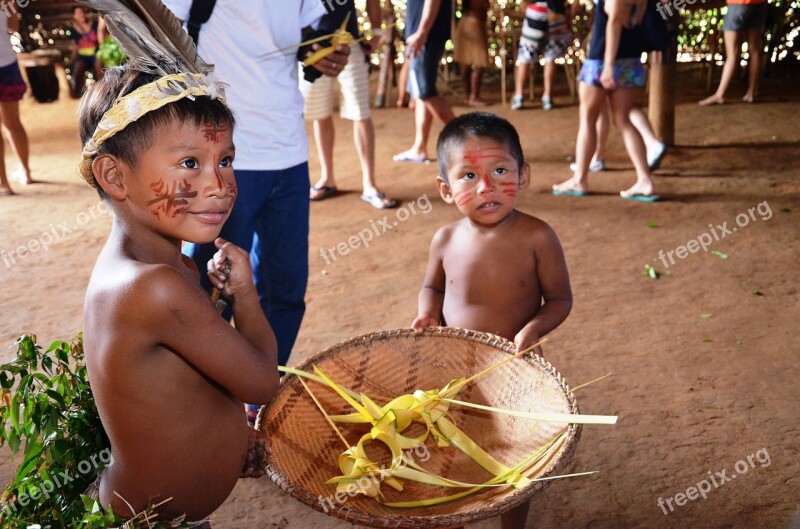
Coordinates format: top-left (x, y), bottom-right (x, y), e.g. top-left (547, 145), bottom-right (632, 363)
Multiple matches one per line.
top-left (0, 64), bottom-right (798, 529)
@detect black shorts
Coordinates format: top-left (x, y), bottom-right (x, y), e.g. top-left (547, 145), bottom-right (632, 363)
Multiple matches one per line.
top-left (407, 40), bottom-right (445, 100)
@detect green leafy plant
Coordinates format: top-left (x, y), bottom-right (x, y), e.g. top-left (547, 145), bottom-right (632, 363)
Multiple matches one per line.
top-left (0, 334), bottom-right (120, 528)
top-left (96, 38), bottom-right (128, 68)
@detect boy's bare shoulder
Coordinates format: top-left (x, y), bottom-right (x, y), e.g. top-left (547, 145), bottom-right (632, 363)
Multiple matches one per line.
top-left (431, 218), bottom-right (469, 246)
top-left (88, 260), bottom-right (207, 326)
top-left (514, 210), bottom-right (559, 237)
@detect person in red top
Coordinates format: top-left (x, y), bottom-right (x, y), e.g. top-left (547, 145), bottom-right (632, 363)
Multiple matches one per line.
top-left (699, 0), bottom-right (766, 105)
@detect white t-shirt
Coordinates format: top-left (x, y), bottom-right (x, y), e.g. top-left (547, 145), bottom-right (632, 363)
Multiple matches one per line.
top-left (162, 0), bottom-right (325, 171)
top-left (0, 16), bottom-right (18, 68)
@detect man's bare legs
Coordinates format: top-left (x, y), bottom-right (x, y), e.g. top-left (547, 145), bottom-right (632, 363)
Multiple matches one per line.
top-left (396, 60), bottom-right (412, 108)
top-left (553, 82), bottom-right (606, 193)
top-left (609, 88), bottom-right (657, 197)
top-left (1, 101), bottom-right (31, 185)
top-left (512, 62), bottom-right (531, 109)
top-left (743, 28), bottom-right (763, 102)
top-left (542, 60), bottom-right (557, 108)
top-left (309, 116), bottom-right (394, 206)
top-left (396, 95), bottom-right (455, 160)
top-left (309, 116), bottom-right (335, 194)
top-left (699, 30), bottom-right (741, 106)
top-left (0, 133), bottom-right (11, 195)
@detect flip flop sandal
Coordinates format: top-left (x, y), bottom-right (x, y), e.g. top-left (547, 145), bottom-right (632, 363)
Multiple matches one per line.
top-left (310, 185), bottom-right (338, 201)
top-left (361, 192), bottom-right (398, 209)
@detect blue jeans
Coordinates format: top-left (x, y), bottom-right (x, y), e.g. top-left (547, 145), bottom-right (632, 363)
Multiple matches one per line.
top-left (184, 163), bottom-right (310, 366)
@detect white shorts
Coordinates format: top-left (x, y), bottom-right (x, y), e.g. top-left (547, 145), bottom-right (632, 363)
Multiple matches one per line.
top-left (300, 43), bottom-right (371, 121)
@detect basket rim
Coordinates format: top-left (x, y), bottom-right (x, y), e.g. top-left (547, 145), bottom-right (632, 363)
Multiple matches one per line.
top-left (259, 327), bottom-right (583, 529)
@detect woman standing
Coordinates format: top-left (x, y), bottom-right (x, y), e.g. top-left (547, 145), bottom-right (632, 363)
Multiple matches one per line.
top-left (69, 6), bottom-right (103, 98)
top-left (453, 0), bottom-right (492, 106)
top-left (553, 0), bottom-right (659, 200)
top-left (0, 12), bottom-right (32, 195)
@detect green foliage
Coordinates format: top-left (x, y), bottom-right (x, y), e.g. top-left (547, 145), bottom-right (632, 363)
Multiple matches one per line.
top-left (96, 38), bottom-right (128, 68)
top-left (0, 335), bottom-right (121, 528)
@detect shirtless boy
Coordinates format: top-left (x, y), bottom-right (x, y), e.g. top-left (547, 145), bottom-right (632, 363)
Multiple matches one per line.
top-left (79, 67), bottom-right (279, 525)
top-left (411, 112), bottom-right (573, 528)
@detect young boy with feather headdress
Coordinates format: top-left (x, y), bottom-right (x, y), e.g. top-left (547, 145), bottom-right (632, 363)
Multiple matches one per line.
top-left (77, 1), bottom-right (278, 525)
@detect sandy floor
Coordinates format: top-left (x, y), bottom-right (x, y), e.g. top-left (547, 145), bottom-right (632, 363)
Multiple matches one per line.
top-left (0, 66), bottom-right (799, 528)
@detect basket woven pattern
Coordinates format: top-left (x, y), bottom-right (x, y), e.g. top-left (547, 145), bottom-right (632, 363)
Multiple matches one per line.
top-left (261, 328), bottom-right (582, 529)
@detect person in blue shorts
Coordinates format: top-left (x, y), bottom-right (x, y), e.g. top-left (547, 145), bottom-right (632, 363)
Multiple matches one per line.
top-left (393, 0), bottom-right (456, 164)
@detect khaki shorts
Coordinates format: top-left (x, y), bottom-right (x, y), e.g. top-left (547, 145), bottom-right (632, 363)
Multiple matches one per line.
top-left (300, 43), bottom-right (371, 121)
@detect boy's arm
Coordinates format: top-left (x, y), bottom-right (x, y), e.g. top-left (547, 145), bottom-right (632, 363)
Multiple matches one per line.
top-left (515, 226), bottom-right (573, 353)
top-left (138, 262), bottom-right (279, 405)
top-left (412, 229), bottom-right (448, 332)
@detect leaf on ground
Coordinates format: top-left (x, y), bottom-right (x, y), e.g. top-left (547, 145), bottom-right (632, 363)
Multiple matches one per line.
top-left (647, 221), bottom-right (660, 228)
top-left (644, 264), bottom-right (660, 280)
top-left (780, 208), bottom-right (790, 213)
top-left (703, 338), bottom-right (713, 343)
top-left (700, 313), bottom-right (713, 319)
top-left (711, 250), bottom-right (728, 260)
top-left (752, 290), bottom-right (764, 296)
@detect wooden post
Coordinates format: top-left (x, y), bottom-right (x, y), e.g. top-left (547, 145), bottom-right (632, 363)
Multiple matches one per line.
top-left (374, 0), bottom-right (396, 108)
top-left (648, 33), bottom-right (677, 145)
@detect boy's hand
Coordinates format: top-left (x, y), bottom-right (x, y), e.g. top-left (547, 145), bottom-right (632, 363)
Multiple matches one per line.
top-left (515, 330), bottom-right (543, 357)
top-left (411, 315), bottom-right (439, 333)
top-left (207, 238), bottom-right (255, 301)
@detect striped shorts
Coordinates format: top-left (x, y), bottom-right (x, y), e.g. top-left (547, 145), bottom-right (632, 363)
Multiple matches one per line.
top-left (517, 2), bottom-right (571, 64)
top-left (300, 43), bottom-right (371, 122)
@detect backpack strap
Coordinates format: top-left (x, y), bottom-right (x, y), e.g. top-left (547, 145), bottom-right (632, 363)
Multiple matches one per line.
top-left (187, 0), bottom-right (218, 45)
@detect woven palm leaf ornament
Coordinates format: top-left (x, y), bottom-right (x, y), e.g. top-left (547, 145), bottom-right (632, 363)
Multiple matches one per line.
top-left (260, 329), bottom-right (617, 526)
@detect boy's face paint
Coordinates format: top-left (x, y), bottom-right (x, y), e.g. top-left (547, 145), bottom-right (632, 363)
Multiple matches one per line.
top-left (438, 137), bottom-right (529, 226)
top-left (125, 118), bottom-right (236, 243)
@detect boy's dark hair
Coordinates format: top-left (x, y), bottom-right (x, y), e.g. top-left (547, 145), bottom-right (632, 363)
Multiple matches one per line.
top-left (78, 66), bottom-right (236, 197)
top-left (436, 112), bottom-right (524, 183)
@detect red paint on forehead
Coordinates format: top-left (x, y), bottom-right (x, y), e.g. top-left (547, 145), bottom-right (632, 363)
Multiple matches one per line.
top-left (462, 146), bottom-right (512, 165)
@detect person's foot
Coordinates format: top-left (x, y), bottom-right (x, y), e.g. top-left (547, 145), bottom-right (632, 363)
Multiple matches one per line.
top-left (552, 178), bottom-right (588, 195)
top-left (361, 191), bottom-right (398, 209)
top-left (510, 94), bottom-right (524, 110)
top-left (742, 93), bottom-right (756, 103)
top-left (698, 94), bottom-right (724, 106)
top-left (393, 150), bottom-right (431, 163)
top-left (10, 169), bottom-right (33, 185)
top-left (240, 426), bottom-right (268, 478)
top-left (310, 183), bottom-right (338, 201)
top-left (647, 142), bottom-right (667, 171)
top-left (467, 97), bottom-right (491, 107)
top-left (569, 159), bottom-right (605, 172)
top-left (541, 96), bottom-right (554, 111)
top-left (0, 186), bottom-right (14, 196)
top-left (620, 180), bottom-right (656, 199)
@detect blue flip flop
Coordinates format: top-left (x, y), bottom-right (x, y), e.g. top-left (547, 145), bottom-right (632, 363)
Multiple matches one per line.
top-left (552, 188), bottom-right (590, 197)
top-left (622, 193), bottom-right (661, 202)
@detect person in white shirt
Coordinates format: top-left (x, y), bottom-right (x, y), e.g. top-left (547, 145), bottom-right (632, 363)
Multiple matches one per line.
top-left (162, 0), bottom-right (349, 370)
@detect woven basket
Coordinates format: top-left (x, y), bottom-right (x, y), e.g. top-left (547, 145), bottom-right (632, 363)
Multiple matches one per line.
top-left (260, 328), bottom-right (582, 529)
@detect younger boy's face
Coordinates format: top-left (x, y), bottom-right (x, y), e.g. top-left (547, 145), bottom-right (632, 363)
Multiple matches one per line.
top-left (437, 136), bottom-right (529, 226)
top-left (123, 118), bottom-right (237, 243)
